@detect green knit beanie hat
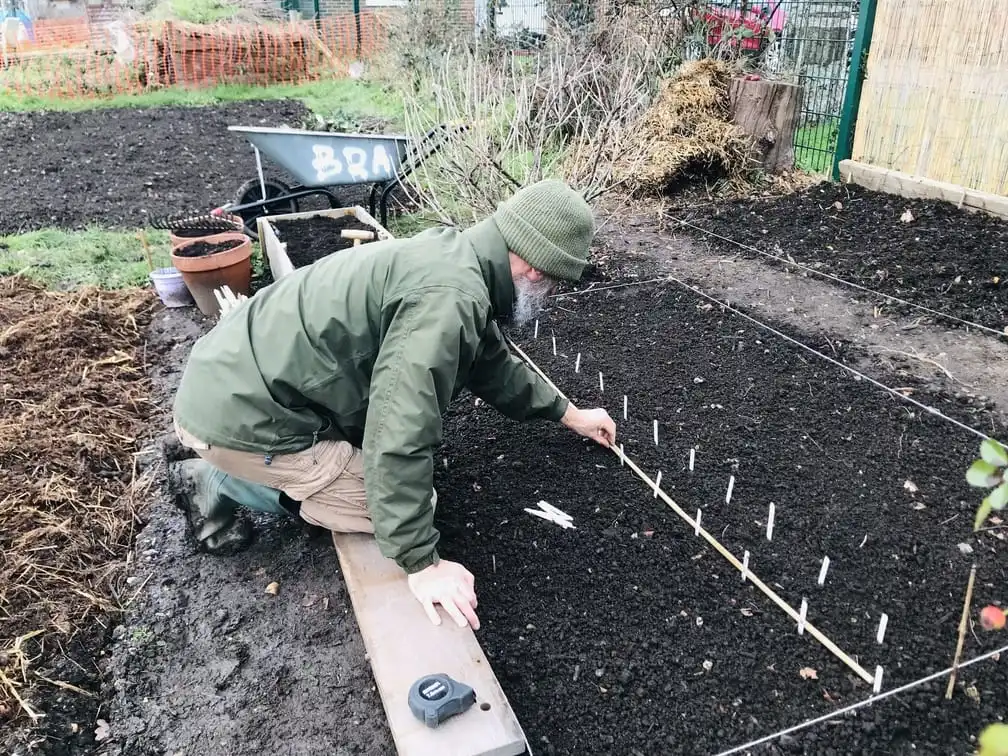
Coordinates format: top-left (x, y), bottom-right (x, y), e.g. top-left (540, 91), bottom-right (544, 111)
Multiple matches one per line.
top-left (492, 179), bottom-right (595, 282)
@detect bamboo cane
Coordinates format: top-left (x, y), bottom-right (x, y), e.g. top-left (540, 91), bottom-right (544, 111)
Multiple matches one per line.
top-left (505, 336), bottom-right (876, 685)
top-left (945, 562), bottom-right (977, 699)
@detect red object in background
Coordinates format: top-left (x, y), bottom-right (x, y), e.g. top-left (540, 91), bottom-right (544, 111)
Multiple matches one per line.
top-left (699, 4), bottom-right (787, 52)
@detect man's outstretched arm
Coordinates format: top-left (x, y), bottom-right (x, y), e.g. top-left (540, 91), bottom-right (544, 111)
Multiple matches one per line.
top-left (467, 321), bottom-right (616, 447)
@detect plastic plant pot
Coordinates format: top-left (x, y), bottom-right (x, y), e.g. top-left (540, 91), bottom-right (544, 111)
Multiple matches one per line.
top-left (149, 266), bottom-right (195, 308)
top-left (170, 232), bottom-right (254, 318)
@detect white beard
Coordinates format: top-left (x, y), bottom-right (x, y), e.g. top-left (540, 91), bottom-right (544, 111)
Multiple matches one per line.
top-left (512, 275), bottom-right (554, 327)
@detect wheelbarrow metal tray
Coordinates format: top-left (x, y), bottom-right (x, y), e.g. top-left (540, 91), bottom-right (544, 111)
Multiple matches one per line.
top-left (229, 126), bottom-right (412, 188)
top-left (257, 206), bottom-right (395, 281)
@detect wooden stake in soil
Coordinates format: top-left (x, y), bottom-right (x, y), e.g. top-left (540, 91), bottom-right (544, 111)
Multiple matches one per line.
top-left (945, 562), bottom-right (977, 699)
top-left (138, 230), bottom-right (154, 273)
top-left (504, 336), bottom-right (876, 685)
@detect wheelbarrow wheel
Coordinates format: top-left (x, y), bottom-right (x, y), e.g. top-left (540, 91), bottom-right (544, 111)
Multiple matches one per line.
top-left (232, 178), bottom-right (299, 238)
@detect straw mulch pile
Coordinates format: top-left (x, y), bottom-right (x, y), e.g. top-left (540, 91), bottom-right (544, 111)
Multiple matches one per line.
top-left (0, 276), bottom-right (158, 722)
top-left (607, 58), bottom-right (756, 195)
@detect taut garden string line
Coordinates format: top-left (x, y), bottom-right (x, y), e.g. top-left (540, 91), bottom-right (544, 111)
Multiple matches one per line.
top-left (713, 641), bottom-right (1008, 756)
top-left (667, 216), bottom-right (1006, 338)
top-left (665, 276), bottom-right (992, 442)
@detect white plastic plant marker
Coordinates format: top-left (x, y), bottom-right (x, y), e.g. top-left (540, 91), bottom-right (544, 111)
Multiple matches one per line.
top-left (599, 372), bottom-right (604, 392)
top-left (689, 448), bottom-right (695, 472)
top-left (653, 420), bottom-right (659, 446)
top-left (817, 556), bottom-right (830, 586)
top-left (524, 507), bottom-right (575, 530)
top-left (575, 353), bottom-right (581, 373)
top-left (877, 613), bottom-right (889, 644)
top-left (873, 665), bottom-right (884, 693)
top-left (534, 320), bottom-right (539, 339)
top-left (623, 395), bottom-right (628, 420)
top-left (619, 443), bottom-right (625, 466)
top-left (726, 475), bottom-right (735, 504)
top-left (552, 334), bottom-right (557, 356)
top-left (652, 470), bottom-right (662, 497)
top-left (798, 598), bottom-right (808, 635)
top-left (741, 550), bottom-right (750, 582)
top-left (694, 508), bottom-right (702, 536)
top-left (536, 500), bottom-right (573, 522)
top-left (766, 502), bottom-right (775, 540)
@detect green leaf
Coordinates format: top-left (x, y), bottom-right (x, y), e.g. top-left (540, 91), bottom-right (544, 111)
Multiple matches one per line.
top-left (981, 438), bottom-right (1008, 468)
top-left (978, 722), bottom-right (1008, 756)
top-left (975, 497), bottom-right (994, 531)
top-left (968, 460), bottom-right (1000, 488)
top-left (985, 482), bottom-right (1008, 512)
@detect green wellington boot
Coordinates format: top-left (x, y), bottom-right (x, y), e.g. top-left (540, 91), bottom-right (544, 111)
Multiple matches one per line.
top-left (170, 458), bottom-right (293, 553)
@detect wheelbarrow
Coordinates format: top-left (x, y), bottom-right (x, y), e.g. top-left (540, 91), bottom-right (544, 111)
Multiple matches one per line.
top-left (224, 123), bottom-right (461, 237)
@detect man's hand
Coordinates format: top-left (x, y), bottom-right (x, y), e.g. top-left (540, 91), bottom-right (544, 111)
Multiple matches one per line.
top-left (407, 559), bottom-right (481, 630)
top-left (562, 405), bottom-right (617, 448)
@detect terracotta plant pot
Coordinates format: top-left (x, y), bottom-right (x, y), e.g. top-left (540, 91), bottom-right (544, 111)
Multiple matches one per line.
top-left (171, 232), bottom-right (253, 318)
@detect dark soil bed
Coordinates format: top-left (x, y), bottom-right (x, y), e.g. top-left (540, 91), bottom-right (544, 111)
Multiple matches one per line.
top-left (273, 215), bottom-right (381, 269)
top-left (173, 238), bottom-right (244, 258)
top-left (677, 182), bottom-right (1008, 334)
top-left (430, 278), bottom-right (1008, 754)
top-left (0, 101), bottom-right (311, 235)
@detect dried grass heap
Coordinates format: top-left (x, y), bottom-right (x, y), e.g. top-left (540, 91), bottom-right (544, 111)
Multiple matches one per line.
top-left (611, 58), bottom-right (755, 195)
top-left (0, 276), bottom-right (157, 721)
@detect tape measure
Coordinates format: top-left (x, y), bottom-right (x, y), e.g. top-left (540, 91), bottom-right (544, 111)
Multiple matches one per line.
top-left (408, 673), bottom-right (476, 728)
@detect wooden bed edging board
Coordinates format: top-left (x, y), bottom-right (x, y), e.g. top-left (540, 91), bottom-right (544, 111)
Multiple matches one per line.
top-left (838, 159), bottom-right (1008, 220)
top-left (332, 532), bottom-right (528, 756)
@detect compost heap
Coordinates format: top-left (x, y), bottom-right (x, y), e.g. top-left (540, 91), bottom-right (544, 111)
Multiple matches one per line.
top-left (612, 58), bottom-right (754, 195)
top-left (0, 276), bottom-right (157, 721)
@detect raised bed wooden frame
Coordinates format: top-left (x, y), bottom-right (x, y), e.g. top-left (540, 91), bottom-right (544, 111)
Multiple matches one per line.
top-left (256, 205), bottom-right (395, 280)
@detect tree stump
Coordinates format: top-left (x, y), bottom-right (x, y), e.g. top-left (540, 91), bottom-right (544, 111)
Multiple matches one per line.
top-left (729, 77), bottom-right (803, 173)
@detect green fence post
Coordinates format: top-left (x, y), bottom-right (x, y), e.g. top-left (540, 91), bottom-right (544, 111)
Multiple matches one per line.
top-left (832, 0), bottom-right (879, 180)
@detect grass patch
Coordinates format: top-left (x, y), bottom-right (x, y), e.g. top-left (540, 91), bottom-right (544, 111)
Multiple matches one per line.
top-left (794, 118), bottom-right (839, 174)
top-left (146, 0), bottom-right (244, 23)
top-left (0, 228), bottom-right (173, 290)
top-left (0, 79), bottom-right (404, 125)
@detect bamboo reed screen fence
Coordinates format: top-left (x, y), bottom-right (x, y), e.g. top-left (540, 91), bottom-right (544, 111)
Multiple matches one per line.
top-left (850, 0), bottom-right (1008, 196)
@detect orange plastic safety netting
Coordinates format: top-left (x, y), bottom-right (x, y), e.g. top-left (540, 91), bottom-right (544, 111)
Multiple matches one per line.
top-left (0, 14), bottom-right (383, 98)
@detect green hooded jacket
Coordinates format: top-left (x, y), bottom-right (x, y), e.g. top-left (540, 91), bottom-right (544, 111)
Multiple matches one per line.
top-left (172, 216), bottom-right (568, 574)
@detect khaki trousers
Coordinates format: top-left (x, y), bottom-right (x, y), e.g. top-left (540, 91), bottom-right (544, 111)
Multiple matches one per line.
top-left (174, 420), bottom-right (375, 534)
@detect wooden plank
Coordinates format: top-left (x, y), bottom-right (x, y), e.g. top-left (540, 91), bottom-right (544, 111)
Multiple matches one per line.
top-left (332, 532), bottom-right (527, 756)
top-left (258, 206), bottom-right (394, 282)
top-left (838, 159), bottom-right (1008, 221)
